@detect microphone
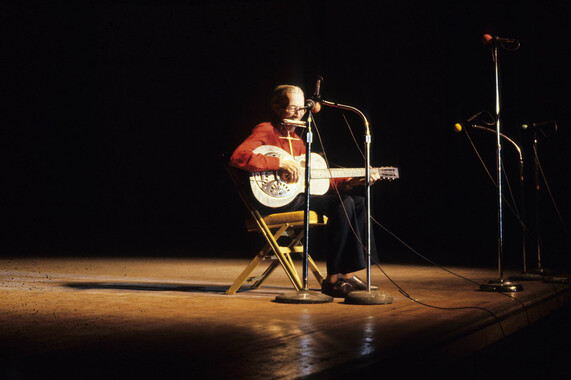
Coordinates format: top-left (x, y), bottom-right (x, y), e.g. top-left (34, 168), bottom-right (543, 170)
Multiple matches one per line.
top-left (482, 34), bottom-right (518, 45)
top-left (522, 120), bottom-right (558, 135)
top-left (313, 76), bottom-right (322, 101)
top-left (522, 120), bottom-right (553, 128)
top-left (310, 76), bottom-right (323, 113)
top-left (299, 99), bottom-right (317, 112)
top-left (454, 111), bottom-right (483, 132)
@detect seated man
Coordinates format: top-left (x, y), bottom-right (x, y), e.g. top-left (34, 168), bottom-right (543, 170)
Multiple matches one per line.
top-left (230, 84), bottom-right (380, 297)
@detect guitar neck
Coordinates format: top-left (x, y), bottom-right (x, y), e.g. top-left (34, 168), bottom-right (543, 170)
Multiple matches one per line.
top-left (310, 168), bottom-right (372, 179)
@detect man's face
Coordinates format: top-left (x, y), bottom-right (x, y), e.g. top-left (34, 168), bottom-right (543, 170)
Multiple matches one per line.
top-left (275, 91), bottom-right (306, 122)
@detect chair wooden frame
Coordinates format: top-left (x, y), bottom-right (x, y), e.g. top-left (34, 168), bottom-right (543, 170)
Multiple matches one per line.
top-left (224, 160), bottom-right (326, 295)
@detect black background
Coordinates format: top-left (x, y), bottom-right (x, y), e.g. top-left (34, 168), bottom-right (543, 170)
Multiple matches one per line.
top-left (3, 0), bottom-right (570, 269)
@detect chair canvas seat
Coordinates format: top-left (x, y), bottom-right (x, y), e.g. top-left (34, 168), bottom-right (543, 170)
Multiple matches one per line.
top-left (245, 210), bottom-right (327, 231)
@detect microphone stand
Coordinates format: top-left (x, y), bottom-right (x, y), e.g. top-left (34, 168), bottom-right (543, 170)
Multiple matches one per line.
top-left (275, 108), bottom-right (333, 304)
top-left (321, 99), bottom-right (393, 305)
top-left (526, 130), bottom-right (554, 276)
top-left (479, 42), bottom-right (523, 292)
top-left (469, 125), bottom-right (541, 281)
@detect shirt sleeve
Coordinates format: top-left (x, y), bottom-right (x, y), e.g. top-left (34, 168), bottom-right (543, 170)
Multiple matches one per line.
top-left (330, 177), bottom-right (351, 192)
top-left (230, 124), bottom-right (281, 172)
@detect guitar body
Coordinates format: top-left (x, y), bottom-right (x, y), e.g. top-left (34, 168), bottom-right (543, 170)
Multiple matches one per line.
top-left (249, 145), bottom-right (399, 208)
top-left (249, 145), bottom-right (330, 208)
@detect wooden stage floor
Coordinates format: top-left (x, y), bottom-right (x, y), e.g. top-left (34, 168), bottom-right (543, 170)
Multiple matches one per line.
top-left (1, 257), bottom-right (570, 379)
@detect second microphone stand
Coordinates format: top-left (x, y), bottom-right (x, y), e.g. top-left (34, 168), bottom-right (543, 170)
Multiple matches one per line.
top-left (526, 129), bottom-right (556, 277)
top-left (322, 99), bottom-right (393, 305)
top-left (469, 125), bottom-right (541, 281)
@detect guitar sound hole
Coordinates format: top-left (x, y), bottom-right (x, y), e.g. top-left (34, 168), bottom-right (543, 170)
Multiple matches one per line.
top-left (262, 180), bottom-right (290, 198)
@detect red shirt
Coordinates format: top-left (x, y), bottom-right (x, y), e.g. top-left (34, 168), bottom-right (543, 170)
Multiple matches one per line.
top-left (230, 121), bottom-right (348, 189)
top-left (230, 122), bottom-right (305, 172)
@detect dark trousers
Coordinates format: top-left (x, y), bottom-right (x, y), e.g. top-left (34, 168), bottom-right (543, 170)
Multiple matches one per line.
top-left (260, 193), bottom-right (378, 275)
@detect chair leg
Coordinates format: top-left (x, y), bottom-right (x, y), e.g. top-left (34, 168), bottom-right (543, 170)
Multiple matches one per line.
top-left (258, 224), bottom-right (303, 291)
top-left (250, 260), bottom-right (280, 289)
top-left (290, 231), bottom-right (325, 287)
top-left (226, 224), bottom-right (303, 294)
top-left (308, 255), bottom-right (325, 285)
top-left (226, 246), bottom-right (270, 295)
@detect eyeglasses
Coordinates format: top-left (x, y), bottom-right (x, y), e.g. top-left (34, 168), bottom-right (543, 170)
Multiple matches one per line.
top-left (284, 105), bottom-right (306, 115)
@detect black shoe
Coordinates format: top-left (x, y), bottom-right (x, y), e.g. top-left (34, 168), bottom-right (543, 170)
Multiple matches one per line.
top-left (342, 275), bottom-right (379, 291)
top-left (321, 280), bottom-right (355, 298)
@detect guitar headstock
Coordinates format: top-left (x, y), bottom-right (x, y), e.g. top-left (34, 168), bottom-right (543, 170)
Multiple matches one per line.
top-left (376, 167), bottom-right (399, 180)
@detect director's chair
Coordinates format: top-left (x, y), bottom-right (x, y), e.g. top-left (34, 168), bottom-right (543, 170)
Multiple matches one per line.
top-left (224, 159), bottom-right (326, 295)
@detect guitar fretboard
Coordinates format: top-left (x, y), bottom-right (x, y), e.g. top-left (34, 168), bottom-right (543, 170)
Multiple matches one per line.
top-left (308, 168), bottom-right (394, 179)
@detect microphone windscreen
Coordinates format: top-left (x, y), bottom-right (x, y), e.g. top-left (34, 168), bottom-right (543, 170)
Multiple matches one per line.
top-left (482, 34), bottom-right (493, 45)
top-left (311, 102), bottom-right (321, 114)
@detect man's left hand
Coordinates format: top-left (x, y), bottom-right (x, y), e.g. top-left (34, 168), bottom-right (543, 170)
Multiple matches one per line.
top-left (345, 170), bottom-right (380, 189)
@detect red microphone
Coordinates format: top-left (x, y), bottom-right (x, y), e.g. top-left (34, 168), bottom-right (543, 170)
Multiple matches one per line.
top-left (310, 76), bottom-right (322, 114)
top-left (482, 34), bottom-right (518, 45)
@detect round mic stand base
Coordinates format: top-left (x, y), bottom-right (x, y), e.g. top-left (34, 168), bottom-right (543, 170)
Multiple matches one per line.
top-left (508, 272), bottom-right (545, 281)
top-left (542, 276), bottom-right (571, 285)
top-left (274, 289), bottom-right (333, 304)
top-left (479, 279), bottom-right (524, 292)
top-left (527, 267), bottom-right (557, 276)
top-left (344, 290), bottom-right (393, 305)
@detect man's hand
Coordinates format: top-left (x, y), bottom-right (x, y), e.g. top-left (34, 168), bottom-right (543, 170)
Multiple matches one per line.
top-left (345, 170), bottom-right (380, 190)
top-left (278, 159), bottom-right (301, 183)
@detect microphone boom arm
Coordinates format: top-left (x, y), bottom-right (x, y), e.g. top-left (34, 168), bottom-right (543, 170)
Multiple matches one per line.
top-left (321, 99), bottom-right (373, 291)
top-left (471, 124), bottom-right (528, 273)
top-left (321, 100), bottom-right (370, 134)
top-left (471, 124), bottom-right (522, 162)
